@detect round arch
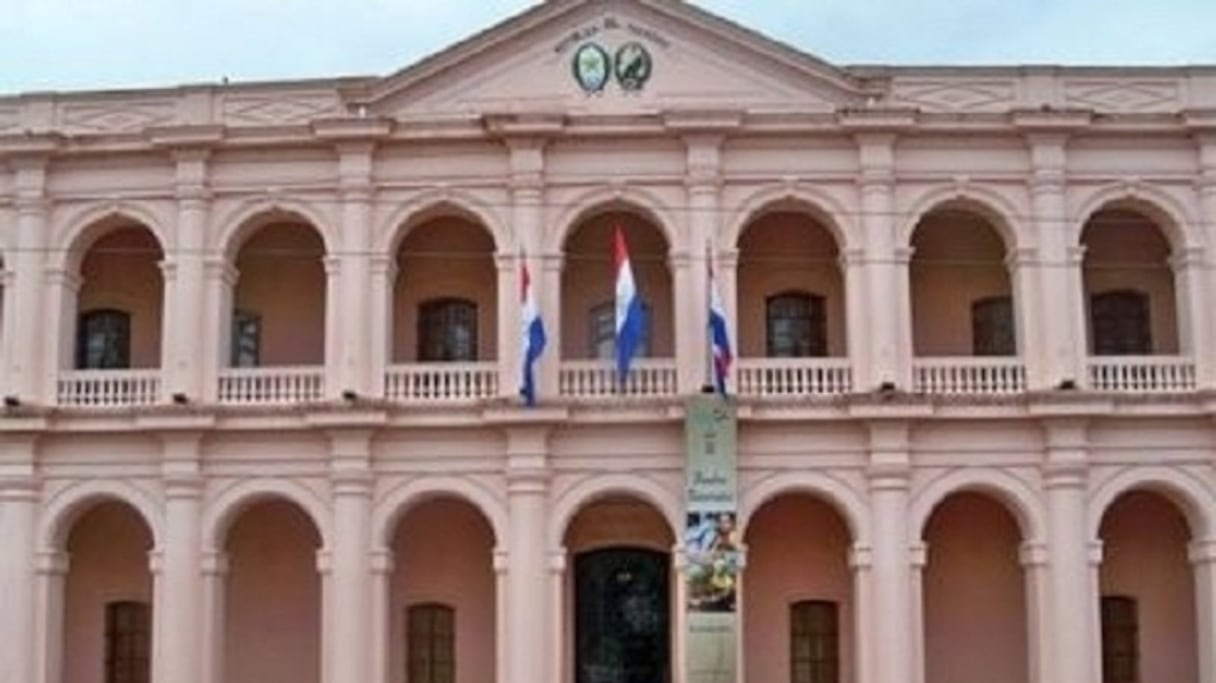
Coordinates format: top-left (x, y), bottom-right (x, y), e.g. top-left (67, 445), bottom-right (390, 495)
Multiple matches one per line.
top-left (214, 196), bottom-right (338, 262)
top-left (202, 478), bottom-right (331, 551)
top-left (1073, 184), bottom-right (1200, 252)
top-left (372, 476), bottom-right (508, 550)
top-left (376, 190), bottom-right (510, 255)
top-left (52, 202), bottom-right (171, 273)
top-left (38, 479), bottom-right (163, 550)
top-left (1089, 466), bottom-right (1215, 541)
top-left (547, 186), bottom-right (680, 254)
top-left (547, 473), bottom-right (682, 550)
top-left (739, 471), bottom-right (870, 544)
top-left (724, 184), bottom-right (856, 252)
top-left (899, 185), bottom-right (1026, 254)
top-left (908, 468), bottom-right (1046, 543)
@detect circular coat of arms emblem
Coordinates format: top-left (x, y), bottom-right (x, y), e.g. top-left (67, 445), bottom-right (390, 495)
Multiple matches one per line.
top-left (614, 42), bottom-right (653, 91)
top-left (572, 43), bottom-right (611, 94)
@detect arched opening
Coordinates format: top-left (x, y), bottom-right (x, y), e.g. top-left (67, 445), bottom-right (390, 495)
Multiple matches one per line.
top-left (223, 499), bottom-right (323, 683)
top-left (61, 500), bottom-right (155, 683)
top-left (910, 209), bottom-right (1014, 357)
top-left (921, 492), bottom-right (1028, 683)
top-left (561, 209), bottom-right (672, 362)
top-left (227, 218), bottom-right (327, 368)
top-left (1081, 208), bottom-right (1179, 356)
top-left (562, 495), bottom-right (675, 683)
top-left (743, 493), bottom-right (854, 683)
top-left (387, 497), bottom-right (496, 683)
top-left (737, 210), bottom-right (845, 361)
top-left (1097, 491), bottom-right (1198, 683)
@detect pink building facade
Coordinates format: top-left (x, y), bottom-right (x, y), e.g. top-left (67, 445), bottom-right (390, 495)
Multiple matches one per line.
top-left (1, 2), bottom-right (1215, 683)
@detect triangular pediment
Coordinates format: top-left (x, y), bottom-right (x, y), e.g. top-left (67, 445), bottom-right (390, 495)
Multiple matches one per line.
top-left (361, 0), bottom-right (874, 118)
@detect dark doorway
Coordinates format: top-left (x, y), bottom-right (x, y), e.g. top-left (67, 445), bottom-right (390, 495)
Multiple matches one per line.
top-left (575, 547), bottom-right (670, 683)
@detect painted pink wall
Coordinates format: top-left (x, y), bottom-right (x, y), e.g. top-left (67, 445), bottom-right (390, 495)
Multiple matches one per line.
top-left (561, 213), bottom-right (673, 359)
top-left (1099, 491), bottom-right (1197, 683)
top-left (743, 494), bottom-right (854, 683)
top-left (63, 501), bottom-right (153, 683)
top-left (393, 218), bottom-right (498, 362)
top-left (224, 500), bottom-right (322, 683)
top-left (922, 493), bottom-right (1027, 683)
top-left (389, 498), bottom-right (496, 683)
top-left (234, 223), bottom-right (327, 365)
top-left (911, 211), bottom-right (1011, 356)
top-left (77, 227), bottom-right (164, 368)
top-left (1082, 210), bottom-right (1179, 353)
top-left (737, 213), bottom-right (846, 357)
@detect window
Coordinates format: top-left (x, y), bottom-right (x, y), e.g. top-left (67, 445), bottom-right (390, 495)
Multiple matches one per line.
top-left (77, 309), bottom-right (131, 369)
top-left (1101, 595), bottom-right (1139, 683)
top-left (105, 601), bottom-right (150, 683)
top-left (418, 298), bottom-right (478, 362)
top-left (766, 291), bottom-right (826, 358)
top-left (230, 309), bottom-right (261, 367)
top-left (1090, 290), bottom-right (1151, 355)
top-left (790, 600), bottom-right (839, 683)
top-left (589, 300), bottom-right (651, 360)
top-left (971, 296), bottom-right (1016, 356)
top-left (407, 603), bottom-right (454, 683)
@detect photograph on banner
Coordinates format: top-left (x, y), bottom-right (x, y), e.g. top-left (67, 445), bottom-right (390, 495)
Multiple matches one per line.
top-left (684, 509), bottom-right (740, 613)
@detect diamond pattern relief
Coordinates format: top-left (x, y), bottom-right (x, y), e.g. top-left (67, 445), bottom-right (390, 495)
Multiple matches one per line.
top-left (61, 102), bottom-right (175, 133)
top-left (1064, 81), bottom-right (1179, 113)
top-left (892, 81), bottom-right (1015, 112)
top-left (223, 96), bottom-right (341, 126)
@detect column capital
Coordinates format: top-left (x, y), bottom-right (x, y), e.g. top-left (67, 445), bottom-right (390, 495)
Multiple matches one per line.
top-left (1005, 246), bottom-right (1040, 270)
top-left (1088, 540), bottom-right (1104, 567)
top-left (202, 551), bottom-right (229, 577)
top-left (494, 251), bottom-right (517, 273)
top-left (43, 267), bottom-right (82, 293)
top-left (1189, 538), bottom-right (1216, 565)
top-left (1019, 541), bottom-right (1049, 568)
top-left (493, 547), bottom-right (510, 574)
top-left (908, 542), bottom-right (927, 569)
top-left (203, 257), bottom-right (239, 286)
top-left (315, 549), bottom-right (333, 575)
top-left (838, 247), bottom-right (866, 268)
top-left (371, 549), bottom-right (395, 575)
top-left (1169, 246), bottom-right (1206, 271)
top-left (36, 550), bottom-right (69, 576)
top-left (0, 477), bottom-right (39, 501)
top-left (848, 543), bottom-right (873, 570)
top-left (148, 549), bottom-right (165, 575)
top-left (547, 548), bottom-right (568, 574)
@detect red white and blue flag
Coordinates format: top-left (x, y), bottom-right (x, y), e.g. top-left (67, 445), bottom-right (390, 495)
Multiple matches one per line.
top-left (708, 260), bottom-right (733, 395)
top-left (614, 226), bottom-right (647, 382)
top-left (519, 255), bottom-right (546, 406)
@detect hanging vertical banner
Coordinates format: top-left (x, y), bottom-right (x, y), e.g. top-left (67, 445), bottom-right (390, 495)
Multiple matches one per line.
top-left (684, 394), bottom-right (739, 683)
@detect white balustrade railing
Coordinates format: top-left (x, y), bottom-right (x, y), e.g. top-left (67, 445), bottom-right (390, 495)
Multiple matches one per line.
top-left (559, 359), bottom-right (678, 399)
top-left (57, 369), bottom-right (161, 407)
top-left (736, 358), bottom-right (852, 397)
top-left (385, 362), bottom-right (498, 402)
top-left (218, 366), bottom-right (324, 405)
top-left (913, 357), bottom-right (1027, 395)
top-left (1087, 355), bottom-right (1196, 393)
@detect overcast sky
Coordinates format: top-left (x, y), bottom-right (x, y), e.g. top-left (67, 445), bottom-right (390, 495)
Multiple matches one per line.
top-left (2, 0), bottom-right (1215, 95)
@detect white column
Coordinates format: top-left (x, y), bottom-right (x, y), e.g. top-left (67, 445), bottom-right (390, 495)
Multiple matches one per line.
top-left (199, 551), bottom-right (228, 683)
top-left (1008, 248), bottom-right (1045, 389)
top-left (867, 422), bottom-right (913, 683)
top-left (540, 254), bottom-right (563, 397)
top-left (1043, 420), bottom-right (1098, 683)
top-left (327, 431), bottom-right (374, 683)
top-left (168, 151), bottom-right (211, 400)
top-left (153, 434), bottom-right (204, 683)
top-left (337, 180), bottom-right (374, 397)
top-left (548, 549), bottom-right (567, 683)
top-left (848, 544), bottom-right (873, 683)
top-left (8, 157), bottom-right (49, 402)
top-left (494, 549), bottom-right (509, 683)
top-left (34, 550), bottom-right (68, 683)
top-left (856, 135), bottom-right (902, 389)
top-left (840, 248), bottom-right (869, 389)
top-left (202, 260), bottom-right (237, 403)
top-left (1020, 541), bottom-right (1050, 683)
top-left (1190, 539), bottom-right (1216, 683)
top-left (322, 256), bottom-right (342, 399)
top-left (683, 172), bottom-right (719, 393)
top-left (0, 476), bottom-right (38, 683)
top-left (317, 550), bottom-right (334, 683)
top-left (670, 251), bottom-right (696, 392)
top-left (672, 547), bottom-right (688, 683)
top-left (1171, 248), bottom-right (1211, 384)
top-left (505, 427), bottom-right (551, 683)
top-left (909, 542), bottom-right (927, 683)
top-left (41, 268), bottom-right (81, 405)
top-left (370, 549), bottom-right (393, 683)
top-left (1197, 138), bottom-right (1216, 390)
top-left (369, 256), bottom-right (396, 398)
top-left (496, 252), bottom-right (519, 400)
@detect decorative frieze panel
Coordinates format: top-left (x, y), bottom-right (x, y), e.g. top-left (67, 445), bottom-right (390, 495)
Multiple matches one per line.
top-left (1063, 80), bottom-right (1181, 113)
top-left (221, 93), bottom-right (343, 126)
top-left (888, 80), bottom-right (1017, 113)
top-left (59, 100), bottom-right (176, 133)
top-left (0, 106), bottom-right (19, 132)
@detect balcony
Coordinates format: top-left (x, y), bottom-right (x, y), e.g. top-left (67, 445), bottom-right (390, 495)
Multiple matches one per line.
top-left (218, 366), bottom-right (324, 405)
top-left (913, 357), bottom-right (1027, 395)
top-left (385, 362), bottom-right (498, 403)
top-left (559, 359), bottom-right (678, 399)
top-left (57, 369), bottom-right (161, 408)
top-left (1087, 355), bottom-right (1196, 393)
top-left (736, 358), bottom-right (852, 397)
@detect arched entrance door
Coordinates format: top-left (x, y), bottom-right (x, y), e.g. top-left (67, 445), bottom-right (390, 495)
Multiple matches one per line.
top-left (575, 547), bottom-right (670, 683)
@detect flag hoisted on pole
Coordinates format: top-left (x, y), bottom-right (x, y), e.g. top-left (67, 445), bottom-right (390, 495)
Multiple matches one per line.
top-left (707, 246), bottom-right (733, 395)
top-left (519, 252), bottom-right (546, 406)
top-left (614, 225), bottom-right (647, 384)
